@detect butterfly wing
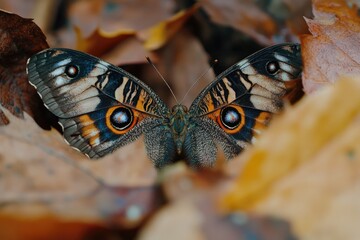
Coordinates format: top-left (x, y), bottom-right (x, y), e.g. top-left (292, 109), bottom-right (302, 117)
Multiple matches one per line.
top-left (186, 43), bottom-right (302, 166)
top-left (27, 48), bottom-right (172, 160)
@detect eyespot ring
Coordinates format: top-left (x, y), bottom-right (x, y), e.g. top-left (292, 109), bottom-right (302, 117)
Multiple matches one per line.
top-left (266, 61), bottom-right (280, 74)
top-left (106, 106), bottom-right (137, 134)
top-left (65, 65), bottom-right (79, 78)
top-left (216, 105), bottom-right (245, 134)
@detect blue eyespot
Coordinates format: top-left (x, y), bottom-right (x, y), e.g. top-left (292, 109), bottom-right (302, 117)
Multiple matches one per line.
top-left (110, 107), bottom-right (133, 130)
top-left (220, 107), bottom-right (241, 129)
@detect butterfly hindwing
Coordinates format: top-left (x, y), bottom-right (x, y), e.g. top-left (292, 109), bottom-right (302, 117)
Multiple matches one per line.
top-left (27, 48), bottom-right (170, 158)
top-left (186, 43), bottom-right (302, 166)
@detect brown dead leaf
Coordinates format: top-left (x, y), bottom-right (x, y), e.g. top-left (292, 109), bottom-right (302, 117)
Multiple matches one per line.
top-left (222, 76), bottom-right (360, 239)
top-left (0, 10), bottom-right (54, 128)
top-left (0, 111), bottom-right (162, 236)
top-left (0, 111), bottom-right (157, 195)
top-left (68, 0), bottom-right (175, 37)
top-left (301, 0), bottom-right (360, 93)
top-left (279, 0), bottom-right (312, 38)
top-left (74, 4), bottom-right (198, 66)
top-left (201, 0), bottom-right (277, 45)
top-left (99, 36), bottom-right (159, 66)
top-left (0, 184), bottom-right (162, 239)
top-left (138, 4), bottom-right (200, 50)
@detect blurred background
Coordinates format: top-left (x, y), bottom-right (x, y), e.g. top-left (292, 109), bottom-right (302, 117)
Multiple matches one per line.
top-left (1, 1), bottom-right (360, 240)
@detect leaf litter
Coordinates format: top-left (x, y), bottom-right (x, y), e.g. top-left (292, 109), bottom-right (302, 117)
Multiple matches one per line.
top-left (0, 0), bottom-right (359, 239)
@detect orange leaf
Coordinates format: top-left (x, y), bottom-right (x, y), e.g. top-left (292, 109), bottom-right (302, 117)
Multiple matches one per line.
top-left (139, 4), bottom-right (199, 50)
top-left (75, 26), bottom-right (136, 57)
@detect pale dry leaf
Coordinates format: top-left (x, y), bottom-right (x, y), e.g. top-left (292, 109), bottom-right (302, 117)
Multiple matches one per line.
top-left (0, 108), bottom-right (157, 204)
top-left (223, 76), bottom-right (360, 209)
top-left (201, 0), bottom-right (276, 45)
top-left (0, 110), bottom-right (162, 237)
top-left (139, 198), bottom-right (204, 240)
top-left (68, 0), bottom-right (175, 37)
top-left (252, 115), bottom-right (360, 240)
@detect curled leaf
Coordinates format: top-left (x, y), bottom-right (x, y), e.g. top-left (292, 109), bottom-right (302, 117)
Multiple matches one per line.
top-left (0, 10), bottom-right (52, 127)
top-left (139, 4), bottom-right (199, 50)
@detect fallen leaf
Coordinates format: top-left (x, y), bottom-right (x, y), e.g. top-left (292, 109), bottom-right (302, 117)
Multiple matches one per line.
top-left (139, 194), bottom-right (296, 240)
top-left (201, 0), bottom-right (277, 45)
top-left (0, 111), bottom-right (157, 197)
top-left (74, 4), bottom-right (198, 66)
top-left (138, 4), bottom-right (200, 50)
top-left (0, 10), bottom-right (54, 128)
top-left (301, 0), bottom-right (360, 93)
top-left (0, 111), bottom-right (162, 237)
top-left (0, 185), bottom-right (163, 239)
top-left (99, 36), bottom-right (159, 66)
top-left (274, 0), bottom-right (312, 39)
top-left (75, 26), bottom-right (136, 58)
top-left (222, 76), bottom-right (360, 239)
top-left (68, 0), bottom-right (175, 37)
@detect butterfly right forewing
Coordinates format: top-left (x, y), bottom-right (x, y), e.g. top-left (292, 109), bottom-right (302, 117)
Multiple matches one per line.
top-left (185, 43), bottom-right (303, 166)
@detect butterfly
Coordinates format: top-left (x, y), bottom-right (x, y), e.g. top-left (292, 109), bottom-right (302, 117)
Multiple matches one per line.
top-left (27, 43), bottom-right (302, 168)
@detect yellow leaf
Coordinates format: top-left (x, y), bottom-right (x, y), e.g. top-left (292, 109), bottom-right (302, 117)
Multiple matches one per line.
top-left (222, 76), bottom-right (360, 211)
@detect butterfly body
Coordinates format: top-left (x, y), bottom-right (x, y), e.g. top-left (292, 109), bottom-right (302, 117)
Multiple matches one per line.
top-left (27, 44), bottom-right (302, 168)
top-left (168, 105), bottom-right (189, 155)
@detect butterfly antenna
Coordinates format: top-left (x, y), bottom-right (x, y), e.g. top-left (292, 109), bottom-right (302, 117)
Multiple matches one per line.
top-left (146, 57), bottom-right (179, 104)
top-left (179, 59), bottom-right (218, 105)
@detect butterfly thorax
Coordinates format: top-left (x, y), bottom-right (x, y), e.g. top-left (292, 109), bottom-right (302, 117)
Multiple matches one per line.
top-left (169, 105), bottom-right (190, 155)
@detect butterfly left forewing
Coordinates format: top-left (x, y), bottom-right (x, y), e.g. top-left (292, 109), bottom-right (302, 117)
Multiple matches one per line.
top-left (186, 43), bottom-right (302, 165)
top-left (27, 48), bottom-right (170, 158)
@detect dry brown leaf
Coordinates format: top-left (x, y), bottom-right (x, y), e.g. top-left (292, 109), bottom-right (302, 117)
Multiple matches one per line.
top-left (68, 0), bottom-right (175, 37)
top-left (74, 4), bottom-right (198, 66)
top-left (138, 4), bottom-right (199, 50)
top-left (0, 10), bottom-right (53, 128)
top-left (201, 0), bottom-right (276, 45)
top-left (0, 111), bottom-right (157, 193)
top-left (221, 76), bottom-right (360, 239)
top-left (0, 111), bottom-right (162, 237)
top-left (301, 0), bottom-right (360, 93)
top-left (139, 193), bottom-right (296, 240)
top-left (0, 183), bottom-right (162, 239)
top-left (100, 36), bottom-right (159, 66)
top-left (280, 0), bottom-right (312, 37)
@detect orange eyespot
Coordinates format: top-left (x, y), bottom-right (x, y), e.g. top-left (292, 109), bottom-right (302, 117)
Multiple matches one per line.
top-left (106, 106), bottom-right (138, 135)
top-left (214, 105), bottom-right (246, 134)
